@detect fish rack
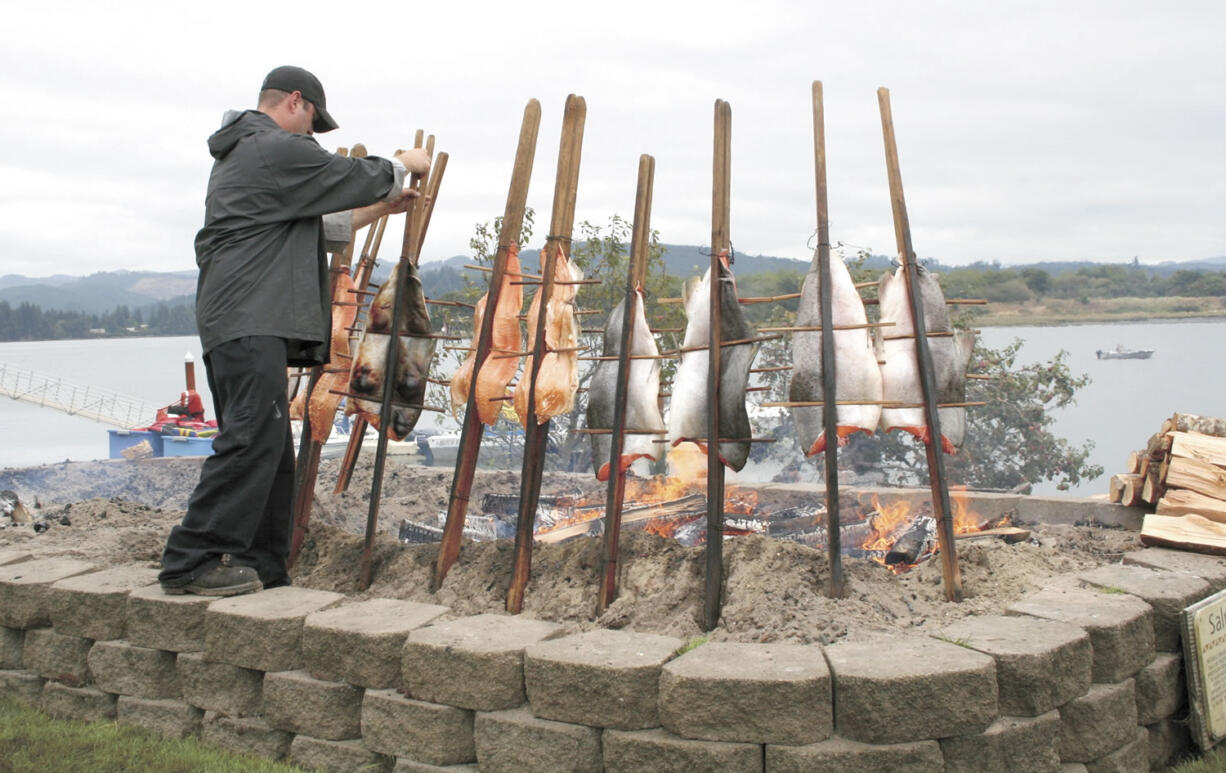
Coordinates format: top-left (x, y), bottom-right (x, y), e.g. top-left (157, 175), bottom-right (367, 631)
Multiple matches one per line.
top-left (507, 95), bottom-right (586, 614)
top-left (284, 132), bottom-right (450, 589)
top-left (434, 99), bottom-right (542, 591)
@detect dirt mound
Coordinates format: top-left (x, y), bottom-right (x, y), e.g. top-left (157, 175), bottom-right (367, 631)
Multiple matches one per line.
top-left (0, 457), bottom-right (1142, 645)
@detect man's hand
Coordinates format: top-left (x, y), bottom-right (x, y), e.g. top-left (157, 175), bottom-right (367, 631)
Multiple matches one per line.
top-left (395, 148), bottom-right (431, 175)
top-left (385, 187), bottom-right (420, 215)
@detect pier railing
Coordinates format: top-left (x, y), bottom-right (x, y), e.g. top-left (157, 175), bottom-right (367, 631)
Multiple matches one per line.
top-left (0, 363), bottom-right (156, 429)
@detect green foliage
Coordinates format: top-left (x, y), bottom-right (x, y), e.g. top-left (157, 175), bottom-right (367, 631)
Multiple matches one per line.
top-left (0, 695), bottom-right (306, 773)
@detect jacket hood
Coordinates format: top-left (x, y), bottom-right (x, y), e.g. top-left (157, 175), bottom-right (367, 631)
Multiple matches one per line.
top-left (207, 110), bottom-right (275, 160)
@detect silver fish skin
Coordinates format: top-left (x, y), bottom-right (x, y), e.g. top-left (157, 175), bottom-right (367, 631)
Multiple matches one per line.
top-left (936, 329), bottom-right (976, 451)
top-left (877, 264), bottom-right (967, 452)
top-left (789, 254), bottom-right (883, 456)
top-left (349, 262), bottom-right (436, 440)
top-left (667, 260), bottom-right (758, 471)
top-left (586, 290), bottom-right (666, 480)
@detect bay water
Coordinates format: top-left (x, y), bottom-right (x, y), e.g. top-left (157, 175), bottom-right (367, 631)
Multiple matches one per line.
top-left (2, 320), bottom-right (1222, 497)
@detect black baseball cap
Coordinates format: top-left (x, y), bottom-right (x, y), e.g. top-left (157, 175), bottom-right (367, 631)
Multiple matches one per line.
top-left (261, 65), bottom-right (339, 133)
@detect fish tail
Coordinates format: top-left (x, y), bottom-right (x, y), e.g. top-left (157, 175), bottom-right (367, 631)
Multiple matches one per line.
top-left (806, 434), bottom-right (827, 457)
top-left (940, 435), bottom-right (958, 455)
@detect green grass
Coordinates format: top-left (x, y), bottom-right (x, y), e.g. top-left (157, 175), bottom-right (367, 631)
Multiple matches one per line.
top-left (0, 695), bottom-right (308, 773)
top-left (1172, 747), bottom-right (1226, 772)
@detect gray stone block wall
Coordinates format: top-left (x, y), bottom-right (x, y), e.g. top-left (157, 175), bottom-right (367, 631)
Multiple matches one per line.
top-left (22, 628), bottom-right (93, 685)
top-left (303, 598), bottom-right (449, 688)
top-left (3, 546), bottom-right (1209, 771)
top-left (48, 563), bottom-right (158, 642)
top-left (87, 640), bottom-right (179, 699)
top-left (176, 651), bottom-right (263, 716)
top-left (125, 585), bottom-right (211, 652)
top-left (0, 625), bottom-right (23, 668)
top-left (0, 558), bottom-right (96, 629)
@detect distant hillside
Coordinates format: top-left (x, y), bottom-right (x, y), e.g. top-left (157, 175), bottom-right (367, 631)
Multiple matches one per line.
top-left (0, 270), bottom-right (197, 314)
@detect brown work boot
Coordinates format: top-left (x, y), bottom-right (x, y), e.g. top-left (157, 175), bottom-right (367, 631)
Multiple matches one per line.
top-left (161, 554), bottom-right (263, 597)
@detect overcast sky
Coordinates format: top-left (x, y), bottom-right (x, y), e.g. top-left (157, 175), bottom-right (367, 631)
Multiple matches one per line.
top-left (2, 1), bottom-right (1223, 278)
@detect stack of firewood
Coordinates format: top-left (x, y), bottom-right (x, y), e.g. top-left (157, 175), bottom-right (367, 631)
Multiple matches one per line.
top-left (1111, 413), bottom-right (1226, 555)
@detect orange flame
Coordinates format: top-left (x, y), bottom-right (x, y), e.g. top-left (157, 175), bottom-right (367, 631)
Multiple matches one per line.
top-left (667, 443), bottom-right (708, 483)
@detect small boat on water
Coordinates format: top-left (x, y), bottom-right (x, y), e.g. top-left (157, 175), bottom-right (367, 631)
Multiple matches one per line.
top-left (1096, 345), bottom-right (1155, 360)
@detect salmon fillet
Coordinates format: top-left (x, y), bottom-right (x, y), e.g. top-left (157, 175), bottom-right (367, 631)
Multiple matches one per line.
top-left (514, 248), bottom-right (582, 426)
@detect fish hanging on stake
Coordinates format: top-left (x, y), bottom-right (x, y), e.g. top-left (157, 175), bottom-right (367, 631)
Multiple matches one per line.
top-left (587, 287), bottom-right (666, 480)
top-left (876, 263), bottom-right (972, 453)
top-left (450, 244), bottom-right (525, 425)
top-left (668, 252), bottom-right (758, 471)
top-left (514, 248), bottom-right (582, 425)
top-left (789, 254), bottom-right (883, 455)
top-left (348, 261), bottom-right (436, 440)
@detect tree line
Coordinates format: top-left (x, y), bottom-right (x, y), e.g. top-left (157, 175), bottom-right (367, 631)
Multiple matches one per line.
top-left (0, 301), bottom-right (197, 342)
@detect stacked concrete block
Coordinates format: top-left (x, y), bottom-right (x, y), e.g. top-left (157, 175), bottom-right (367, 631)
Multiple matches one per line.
top-left (362, 687), bottom-right (476, 766)
top-left (23, 628), bottom-right (93, 686)
top-left (524, 629), bottom-right (682, 729)
top-left (0, 669), bottom-right (45, 704)
top-left (404, 613), bottom-right (560, 710)
top-left (824, 636), bottom-right (998, 744)
top-left (1084, 726), bottom-right (1148, 773)
top-left (263, 669), bottom-right (363, 740)
top-left (116, 696), bottom-right (203, 739)
top-left (176, 651), bottom-right (263, 716)
top-left (40, 681), bottom-right (117, 722)
top-left (1122, 546), bottom-right (1226, 593)
top-left (201, 711), bottom-right (293, 762)
top-left (48, 563), bottom-right (158, 641)
top-left (1057, 680), bottom-right (1138, 763)
top-left (939, 712), bottom-right (1063, 773)
top-left (87, 640), bottom-right (179, 699)
top-left (289, 736), bottom-right (392, 773)
top-left (1007, 585), bottom-right (1154, 683)
top-left (602, 728), bottom-right (762, 772)
top-left (205, 586), bottom-right (343, 672)
top-left (765, 736), bottom-right (945, 773)
top-left (125, 585), bottom-right (211, 652)
top-left (392, 761), bottom-right (478, 772)
top-left (1146, 716), bottom-right (1193, 770)
top-left (1076, 564), bottom-right (1210, 652)
top-left (0, 557), bottom-right (96, 628)
top-left (474, 707), bottom-right (602, 773)
top-left (659, 641), bottom-right (831, 745)
top-left (1134, 653), bottom-right (1184, 725)
top-left (0, 625), bottom-right (23, 668)
top-left (303, 598), bottom-right (449, 688)
top-left (936, 615), bottom-right (1092, 716)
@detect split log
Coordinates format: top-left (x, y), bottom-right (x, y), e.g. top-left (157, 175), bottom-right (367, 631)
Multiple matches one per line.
top-left (1141, 471), bottom-right (1163, 506)
top-left (1170, 431), bottom-right (1226, 467)
top-left (1164, 456), bottom-right (1226, 501)
top-left (1110, 474), bottom-right (1143, 506)
top-left (1141, 513), bottom-right (1226, 556)
top-left (1125, 451), bottom-right (1142, 475)
top-left (1169, 413), bottom-right (1226, 438)
top-left (1156, 489), bottom-right (1226, 525)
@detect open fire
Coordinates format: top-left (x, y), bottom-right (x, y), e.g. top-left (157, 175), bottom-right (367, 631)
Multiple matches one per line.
top-left (399, 444), bottom-right (1022, 571)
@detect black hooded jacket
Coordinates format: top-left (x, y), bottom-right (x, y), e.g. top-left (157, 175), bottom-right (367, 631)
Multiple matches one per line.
top-left (194, 110), bottom-right (398, 365)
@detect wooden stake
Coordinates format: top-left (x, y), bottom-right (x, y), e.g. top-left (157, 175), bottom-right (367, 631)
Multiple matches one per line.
top-left (597, 153), bottom-right (655, 614)
top-left (508, 94), bottom-right (586, 614)
top-left (360, 130), bottom-right (430, 590)
top-left (878, 87), bottom-right (962, 603)
top-left (435, 100), bottom-right (541, 591)
top-left (810, 82), bottom-right (846, 599)
top-left (704, 99), bottom-right (731, 633)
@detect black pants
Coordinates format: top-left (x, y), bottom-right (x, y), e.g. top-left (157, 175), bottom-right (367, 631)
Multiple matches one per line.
top-left (160, 336), bottom-right (294, 585)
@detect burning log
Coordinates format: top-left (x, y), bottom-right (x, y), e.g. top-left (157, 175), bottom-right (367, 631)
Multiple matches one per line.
top-left (885, 516), bottom-right (935, 565)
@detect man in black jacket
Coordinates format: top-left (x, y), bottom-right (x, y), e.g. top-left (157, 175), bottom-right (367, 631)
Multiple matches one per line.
top-left (159, 66), bottom-right (429, 596)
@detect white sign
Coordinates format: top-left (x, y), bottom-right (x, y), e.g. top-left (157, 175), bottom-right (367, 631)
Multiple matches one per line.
top-left (1183, 588), bottom-right (1226, 749)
